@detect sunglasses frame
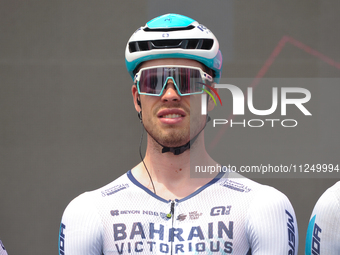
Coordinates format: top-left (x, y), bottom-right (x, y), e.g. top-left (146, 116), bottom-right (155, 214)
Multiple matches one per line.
top-left (134, 65), bottom-right (213, 96)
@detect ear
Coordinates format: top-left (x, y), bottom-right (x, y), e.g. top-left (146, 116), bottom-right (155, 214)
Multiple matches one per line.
top-left (207, 85), bottom-right (218, 112)
top-left (132, 85), bottom-right (141, 112)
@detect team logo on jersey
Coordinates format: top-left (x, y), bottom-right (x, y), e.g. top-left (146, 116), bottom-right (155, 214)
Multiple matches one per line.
top-left (220, 180), bottom-right (251, 193)
top-left (305, 215), bottom-right (321, 255)
top-left (101, 184), bottom-right (129, 197)
top-left (110, 209), bottom-right (170, 221)
top-left (112, 220), bottom-right (234, 254)
top-left (111, 210), bottom-right (120, 216)
top-left (210, 206), bottom-right (232, 216)
top-left (177, 214), bottom-right (187, 221)
top-left (285, 210), bottom-right (296, 255)
top-left (189, 211), bottom-right (203, 220)
top-left (59, 223), bottom-right (66, 255)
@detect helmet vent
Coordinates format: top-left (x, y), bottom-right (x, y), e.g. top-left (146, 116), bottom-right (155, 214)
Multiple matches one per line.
top-left (143, 25), bottom-right (195, 32)
top-left (129, 39), bottom-right (213, 52)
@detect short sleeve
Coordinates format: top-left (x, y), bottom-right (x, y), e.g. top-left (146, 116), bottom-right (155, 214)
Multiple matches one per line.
top-left (59, 193), bottom-right (103, 255)
top-left (305, 181), bottom-right (340, 255)
top-left (0, 240), bottom-right (8, 255)
top-left (246, 186), bottom-right (298, 255)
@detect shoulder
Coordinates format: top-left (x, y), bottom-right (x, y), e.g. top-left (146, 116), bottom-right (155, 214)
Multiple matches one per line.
top-left (220, 172), bottom-right (292, 203)
top-left (305, 181), bottom-right (340, 254)
top-left (59, 172), bottom-right (132, 255)
top-left (218, 172), bottom-right (296, 219)
top-left (243, 181), bottom-right (294, 219)
top-left (315, 181), bottom-right (340, 210)
top-left (0, 240), bottom-right (8, 255)
top-left (309, 180), bottom-right (340, 222)
top-left (309, 181), bottom-right (340, 223)
top-left (62, 172), bottom-right (131, 220)
top-left (232, 175), bottom-right (298, 254)
top-left (254, 183), bottom-right (292, 207)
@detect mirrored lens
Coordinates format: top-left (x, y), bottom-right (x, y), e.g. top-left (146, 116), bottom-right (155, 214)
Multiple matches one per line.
top-left (138, 67), bottom-right (206, 95)
top-left (139, 68), bottom-right (164, 94)
top-left (177, 68), bottom-right (203, 94)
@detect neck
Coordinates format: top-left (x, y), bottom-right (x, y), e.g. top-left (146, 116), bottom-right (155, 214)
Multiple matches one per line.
top-left (132, 131), bottom-right (219, 200)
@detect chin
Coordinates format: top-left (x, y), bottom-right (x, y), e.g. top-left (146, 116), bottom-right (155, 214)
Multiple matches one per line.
top-left (158, 134), bottom-right (189, 148)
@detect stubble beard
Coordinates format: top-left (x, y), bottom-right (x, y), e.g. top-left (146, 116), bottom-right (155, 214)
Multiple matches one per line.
top-left (143, 105), bottom-right (205, 150)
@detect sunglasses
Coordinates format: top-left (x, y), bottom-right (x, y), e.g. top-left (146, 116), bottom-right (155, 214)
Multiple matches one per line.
top-left (134, 65), bottom-right (213, 96)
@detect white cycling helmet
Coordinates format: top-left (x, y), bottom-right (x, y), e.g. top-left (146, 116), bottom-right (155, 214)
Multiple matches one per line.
top-left (125, 13), bottom-right (223, 83)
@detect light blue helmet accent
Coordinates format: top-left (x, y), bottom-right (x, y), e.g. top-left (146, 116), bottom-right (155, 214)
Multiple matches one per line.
top-left (147, 14), bottom-right (195, 28)
top-left (125, 13), bottom-right (223, 83)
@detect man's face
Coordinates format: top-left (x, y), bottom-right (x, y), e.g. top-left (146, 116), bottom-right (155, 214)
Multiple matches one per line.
top-left (132, 58), bottom-right (214, 149)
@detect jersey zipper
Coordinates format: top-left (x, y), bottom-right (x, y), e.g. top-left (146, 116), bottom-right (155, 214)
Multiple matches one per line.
top-left (167, 200), bottom-right (175, 219)
top-left (167, 200), bottom-right (175, 255)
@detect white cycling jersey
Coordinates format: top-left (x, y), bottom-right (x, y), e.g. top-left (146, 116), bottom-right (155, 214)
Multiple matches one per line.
top-left (305, 181), bottom-right (340, 255)
top-left (59, 171), bottom-right (298, 255)
top-left (0, 240), bottom-right (8, 255)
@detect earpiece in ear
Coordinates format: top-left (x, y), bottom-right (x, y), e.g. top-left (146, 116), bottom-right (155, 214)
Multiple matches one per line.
top-left (138, 111), bottom-right (142, 122)
top-left (136, 97), bottom-right (142, 122)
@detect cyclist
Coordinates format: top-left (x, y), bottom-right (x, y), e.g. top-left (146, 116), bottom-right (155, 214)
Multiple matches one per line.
top-left (305, 181), bottom-right (340, 255)
top-left (59, 13), bottom-right (298, 254)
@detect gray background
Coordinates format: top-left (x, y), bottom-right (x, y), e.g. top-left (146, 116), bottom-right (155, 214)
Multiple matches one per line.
top-left (0, 1), bottom-right (339, 254)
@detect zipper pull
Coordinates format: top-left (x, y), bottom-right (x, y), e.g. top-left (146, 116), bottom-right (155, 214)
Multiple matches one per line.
top-left (166, 201), bottom-right (175, 219)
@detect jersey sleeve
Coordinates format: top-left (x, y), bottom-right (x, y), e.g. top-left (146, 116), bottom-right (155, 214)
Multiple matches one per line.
top-left (59, 193), bottom-right (103, 255)
top-left (305, 181), bottom-right (340, 255)
top-left (0, 240), bottom-right (8, 255)
top-left (246, 186), bottom-right (298, 255)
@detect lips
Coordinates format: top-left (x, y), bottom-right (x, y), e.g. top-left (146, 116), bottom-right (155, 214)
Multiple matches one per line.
top-left (157, 108), bottom-right (186, 124)
top-left (162, 114), bottom-right (182, 119)
top-left (157, 108), bottom-right (186, 118)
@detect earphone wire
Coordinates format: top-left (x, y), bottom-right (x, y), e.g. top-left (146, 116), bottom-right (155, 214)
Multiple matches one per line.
top-left (139, 123), bottom-right (157, 195)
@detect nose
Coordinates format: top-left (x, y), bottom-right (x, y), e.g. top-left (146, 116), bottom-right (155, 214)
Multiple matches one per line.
top-left (161, 78), bottom-right (181, 102)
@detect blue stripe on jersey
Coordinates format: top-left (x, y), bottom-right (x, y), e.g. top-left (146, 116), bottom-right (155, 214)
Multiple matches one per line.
top-left (127, 170), bottom-right (169, 203)
top-left (305, 215), bottom-right (316, 255)
top-left (127, 170), bottom-right (224, 203)
top-left (178, 171), bottom-right (224, 203)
